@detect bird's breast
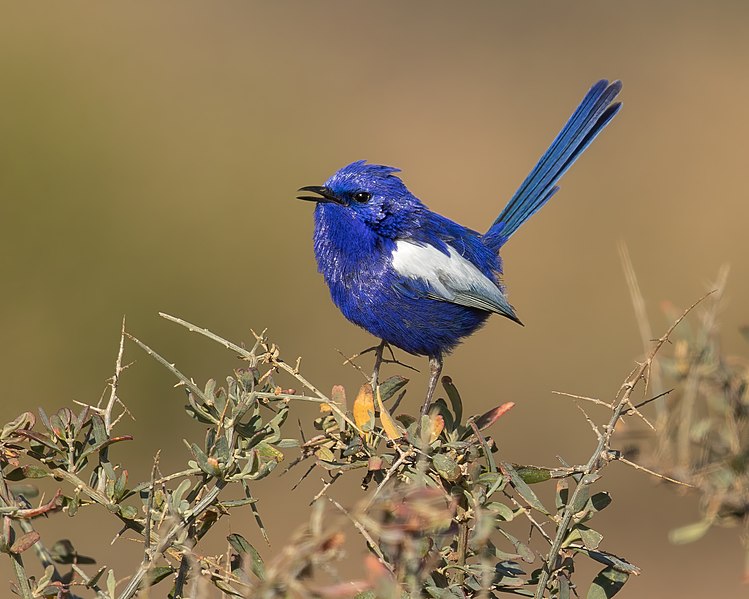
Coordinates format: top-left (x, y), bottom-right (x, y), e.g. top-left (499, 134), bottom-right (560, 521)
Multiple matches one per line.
top-left (313, 204), bottom-right (394, 287)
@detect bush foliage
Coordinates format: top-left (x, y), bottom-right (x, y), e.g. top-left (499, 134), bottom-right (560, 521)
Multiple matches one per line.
top-left (0, 291), bottom-right (730, 598)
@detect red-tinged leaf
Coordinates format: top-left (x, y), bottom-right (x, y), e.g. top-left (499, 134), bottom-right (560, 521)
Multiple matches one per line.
top-left (475, 402), bottom-right (515, 431)
top-left (331, 385), bottom-right (347, 409)
top-left (10, 531), bottom-right (40, 554)
top-left (14, 489), bottom-right (62, 519)
top-left (364, 553), bottom-right (392, 582)
top-left (80, 435), bottom-right (134, 461)
top-left (316, 580), bottom-right (370, 598)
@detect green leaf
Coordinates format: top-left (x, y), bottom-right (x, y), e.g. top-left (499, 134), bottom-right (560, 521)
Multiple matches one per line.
top-left (18, 430), bottom-right (60, 452)
top-left (91, 414), bottom-right (107, 445)
top-left (276, 438), bottom-right (299, 448)
top-left (500, 462), bottom-right (550, 515)
top-left (587, 566), bottom-right (629, 599)
top-left (315, 447), bottom-right (335, 462)
top-left (119, 505), bottom-right (138, 520)
top-left (556, 479), bottom-right (569, 511)
top-left (579, 525), bottom-right (604, 550)
top-left (425, 587), bottom-right (462, 598)
top-left (214, 579), bottom-right (244, 596)
top-left (5, 465), bottom-right (49, 481)
top-left (114, 470), bottom-right (128, 501)
top-left (571, 482), bottom-right (592, 513)
top-left (191, 443), bottom-right (219, 476)
top-left (148, 566), bottom-right (174, 586)
top-left (579, 549), bottom-right (640, 575)
top-left (106, 569), bottom-right (116, 598)
top-left (213, 434), bottom-right (230, 463)
top-left (497, 529), bottom-right (535, 563)
top-left (36, 565), bottom-right (54, 591)
top-left (378, 375), bottom-right (409, 402)
top-left (265, 407), bottom-right (289, 434)
top-left (442, 376), bottom-right (462, 425)
top-left (255, 441), bottom-right (283, 462)
top-left (588, 492), bottom-right (612, 513)
top-left (669, 520), bottom-right (712, 545)
top-left (486, 502), bottom-right (514, 521)
top-left (432, 453), bottom-right (461, 482)
top-left (86, 567), bottom-right (107, 589)
top-left (227, 534), bottom-right (264, 579)
top-left (515, 465), bottom-right (552, 484)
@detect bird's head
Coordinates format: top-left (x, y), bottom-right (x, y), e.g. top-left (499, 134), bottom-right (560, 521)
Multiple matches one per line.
top-left (297, 160), bottom-right (423, 238)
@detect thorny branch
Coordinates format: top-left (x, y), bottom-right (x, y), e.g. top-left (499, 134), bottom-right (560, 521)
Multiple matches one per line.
top-left (534, 291), bottom-right (713, 597)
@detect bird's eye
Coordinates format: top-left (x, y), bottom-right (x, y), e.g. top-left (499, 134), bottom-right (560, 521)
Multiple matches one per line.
top-left (352, 191), bottom-right (371, 203)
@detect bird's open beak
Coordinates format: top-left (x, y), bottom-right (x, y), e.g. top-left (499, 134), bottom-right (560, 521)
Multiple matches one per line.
top-left (296, 185), bottom-right (344, 204)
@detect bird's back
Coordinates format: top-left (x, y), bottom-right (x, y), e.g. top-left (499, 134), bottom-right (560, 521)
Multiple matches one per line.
top-left (313, 203), bottom-right (503, 356)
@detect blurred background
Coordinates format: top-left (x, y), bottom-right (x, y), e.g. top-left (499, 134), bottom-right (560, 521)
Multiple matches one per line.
top-left (1, 2), bottom-right (748, 596)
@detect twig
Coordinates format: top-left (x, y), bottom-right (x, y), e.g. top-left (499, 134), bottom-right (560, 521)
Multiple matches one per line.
top-left (552, 391), bottom-right (612, 410)
top-left (71, 564), bottom-right (110, 599)
top-left (118, 479), bottom-right (227, 599)
top-left (156, 313), bottom-right (366, 435)
top-left (619, 241), bottom-right (665, 420)
top-left (104, 317), bottom-right (128, 434)
top-left (325, 496), bottom-right (393, 573)
top-left (676, 267), bottom-right (728, 469)
top-left (311, 472), bottom-right (342, 504)
top-left (143, 453), bottom-right (160, 565)
top-left (617, 455), bottom-right (693, 488)
top-left (534, 291), bottom-right (713, 598)
top-left (336, 347), bottom-right (370, 379)
top-left (365, 447), bottom-right (413, 510)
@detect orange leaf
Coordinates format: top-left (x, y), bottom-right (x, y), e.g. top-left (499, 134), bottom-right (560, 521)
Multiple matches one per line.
top-left (429, 414), bottom-right (444, 444)
top-left (376, 386), bottom-right (403, 441)
top-left (353, 384), bottom-right (375, 435)
top-left (474, 402), bottom-right (515, 431)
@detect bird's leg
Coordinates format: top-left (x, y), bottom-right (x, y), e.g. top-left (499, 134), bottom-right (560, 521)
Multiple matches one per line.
top-left (371, 340), bottom-right (387, 391)
top-left (421, 354), bottom-right (443, 417)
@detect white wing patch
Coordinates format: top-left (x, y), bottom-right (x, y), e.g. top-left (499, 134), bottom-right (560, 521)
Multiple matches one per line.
top-left (391, 240), bottom-right (515, 319)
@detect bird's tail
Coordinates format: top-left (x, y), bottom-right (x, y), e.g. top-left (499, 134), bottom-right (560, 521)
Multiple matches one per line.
top-left (483, 80), bottom-right (622, 252)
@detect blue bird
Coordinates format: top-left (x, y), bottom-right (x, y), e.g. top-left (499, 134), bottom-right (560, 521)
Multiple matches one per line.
top-left (298, 80), bottom-right (622, 415)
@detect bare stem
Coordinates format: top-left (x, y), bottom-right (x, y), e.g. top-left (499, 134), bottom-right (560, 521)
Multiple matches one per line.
top-left (534, 291), bottom-right (712, 598)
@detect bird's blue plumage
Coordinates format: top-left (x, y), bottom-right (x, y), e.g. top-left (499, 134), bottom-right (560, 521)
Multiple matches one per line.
top-left (299, 80), bottom-right (622, 360)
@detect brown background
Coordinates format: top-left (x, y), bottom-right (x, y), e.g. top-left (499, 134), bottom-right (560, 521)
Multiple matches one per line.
top-left (1, 2), bottom-right (748, 597)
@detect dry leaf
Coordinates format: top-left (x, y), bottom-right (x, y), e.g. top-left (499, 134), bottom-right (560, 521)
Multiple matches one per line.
top-left (353, 384), bottom-right (375, 440)
top-left (429, 414), bottom-right (444, 444)
top-left (376, 386), bottom-right (404, 440)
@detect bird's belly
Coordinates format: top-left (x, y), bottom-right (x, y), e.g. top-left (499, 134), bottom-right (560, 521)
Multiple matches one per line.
top-left (327, 269), bottom-right (490, 357)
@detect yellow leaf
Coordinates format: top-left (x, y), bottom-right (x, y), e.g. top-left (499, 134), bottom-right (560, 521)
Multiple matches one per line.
top-left (353, 384), bottom-right (375, 436)
top-left (376, 386), bottom-right (404, 441)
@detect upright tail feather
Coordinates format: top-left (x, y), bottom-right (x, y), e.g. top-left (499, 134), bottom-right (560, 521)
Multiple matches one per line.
top-left (483, 80), bottom-right (622, 251)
